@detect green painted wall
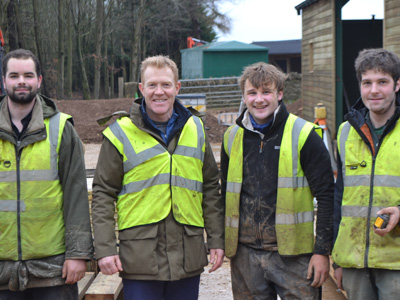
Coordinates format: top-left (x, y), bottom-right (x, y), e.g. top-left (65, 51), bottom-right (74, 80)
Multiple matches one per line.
top-left (203, 51), bottom-right (269, 78)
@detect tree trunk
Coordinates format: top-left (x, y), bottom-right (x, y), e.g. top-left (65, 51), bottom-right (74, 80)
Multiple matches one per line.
top-left (32, 0), bottom-right (49, 96)
top-left (6, 0), bottom-right (18, 50)
top-left (93, 0), bottom-right (104, 99)
top-left (102, 15), bottom-right (109, 99)
top-left (74, 0), bottom-right (90, 100)
top-left (130, 0), bottom-right (144, 83)
top-left (58, 0), bottom-right (65, 99)
top-left (65, 0), bottom-right (73, 98)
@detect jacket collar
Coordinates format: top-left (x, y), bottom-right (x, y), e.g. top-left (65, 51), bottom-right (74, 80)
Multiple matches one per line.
top-left (0, 94), bottom-right (59, 135)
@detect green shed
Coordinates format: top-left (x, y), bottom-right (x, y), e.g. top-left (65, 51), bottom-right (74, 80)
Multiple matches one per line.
top-left (180, 41), bottom-right (269, 79)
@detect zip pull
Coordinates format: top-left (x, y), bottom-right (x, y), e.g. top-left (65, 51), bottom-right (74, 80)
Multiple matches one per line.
top-left (259, 141), bottom-right (263, 153)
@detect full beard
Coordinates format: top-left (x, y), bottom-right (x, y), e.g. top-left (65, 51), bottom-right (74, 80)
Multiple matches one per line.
top-left (8, 88), bottom-right (37, 105)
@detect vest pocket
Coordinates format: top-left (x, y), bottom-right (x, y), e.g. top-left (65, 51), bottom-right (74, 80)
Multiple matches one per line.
top-left (118, 224), bottom-right (159, 275)
top-left (183, 226), bottom-right (208, 273)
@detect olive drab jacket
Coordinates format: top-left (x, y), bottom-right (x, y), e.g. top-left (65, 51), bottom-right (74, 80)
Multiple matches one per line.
top-left (332, 95), bottom-right (400, 269)
top-left (0, 94), bottom-right (93, 291)
top-left (92, 98), bottom-right (224, 281)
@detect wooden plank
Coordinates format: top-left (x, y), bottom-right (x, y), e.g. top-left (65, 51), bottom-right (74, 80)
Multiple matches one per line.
top-left (85, 272), bottom-right (123, 300)
top-left (78, 272), bottom-right (96, 300)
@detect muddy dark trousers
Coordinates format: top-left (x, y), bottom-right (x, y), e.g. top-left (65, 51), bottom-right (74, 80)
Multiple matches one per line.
top-left (230, 243), bottom-right (321, 300)
top-left (122, 275), bottom-right (200, 300)
top-left (0, 284), bottom-right (78, 300)
top-left (342, 268), bottom-right (400, 300)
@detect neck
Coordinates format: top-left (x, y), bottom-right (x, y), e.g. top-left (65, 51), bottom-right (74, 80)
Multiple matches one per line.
top-left (7, 96), bottom-right (36, 132)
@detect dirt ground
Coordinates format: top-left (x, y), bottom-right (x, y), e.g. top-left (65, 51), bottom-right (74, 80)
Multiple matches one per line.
top-left (56, 98), bottom-right (345, 300)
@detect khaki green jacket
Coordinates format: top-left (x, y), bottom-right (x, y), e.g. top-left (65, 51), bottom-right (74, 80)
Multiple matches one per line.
top-left (0, 95), bottom-right (93, 291)
top-left (92, 99), bottom-right (224, 281)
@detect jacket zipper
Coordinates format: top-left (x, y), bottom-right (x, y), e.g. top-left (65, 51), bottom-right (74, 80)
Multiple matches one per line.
top-left (15, 141), bottom-right (23, 261)
top-left (365, 138), bottom-right (381, 268)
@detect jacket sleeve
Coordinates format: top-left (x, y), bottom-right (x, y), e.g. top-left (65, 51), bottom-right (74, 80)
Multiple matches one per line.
top-left (58, 120), bottom-right (93, 260)
top-left (300, 129), bottom-right (334, 255)
top-left (333, 149), bottom-right (344, 242)
top-left (91, 137), bottom-right (124, 259)
top-left (202, 132), bottom-right (225, 250)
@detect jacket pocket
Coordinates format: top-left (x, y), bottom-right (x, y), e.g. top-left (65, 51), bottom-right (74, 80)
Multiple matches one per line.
top-left (183, 226), bottom-right (208, 273)
top-left (118, 224), bottom-right (159, 275)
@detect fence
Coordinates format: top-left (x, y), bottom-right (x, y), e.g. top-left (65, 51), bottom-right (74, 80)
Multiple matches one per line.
top-left (179, 77), bottom-right (242, 109)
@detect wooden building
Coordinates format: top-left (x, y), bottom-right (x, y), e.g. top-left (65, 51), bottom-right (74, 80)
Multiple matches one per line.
top-left (295, 0), bottom-right (400, 132)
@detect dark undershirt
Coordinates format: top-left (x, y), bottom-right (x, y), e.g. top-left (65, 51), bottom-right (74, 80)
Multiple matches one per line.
top-left (11, 109), bottom-right (33, 139)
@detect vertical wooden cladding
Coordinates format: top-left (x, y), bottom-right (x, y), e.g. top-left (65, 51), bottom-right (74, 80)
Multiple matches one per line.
top-left (384, 0), bottom-right (400, 55)
top-left (301, 0), bottom-right (336, 130)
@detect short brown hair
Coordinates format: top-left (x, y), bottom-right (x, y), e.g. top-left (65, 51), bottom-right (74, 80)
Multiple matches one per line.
top-left (140, 55), bottom-right (179, 83)
top-left (355, 48), bottom-right (400, 85)
top-left (3, 48), bottom-right (41, 77)
top-left (239, 62), bottom-right (286, 94)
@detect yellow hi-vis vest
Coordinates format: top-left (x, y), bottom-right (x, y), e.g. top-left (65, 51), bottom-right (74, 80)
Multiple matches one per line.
top-left (0, 113), bottom-right (70, 261)
top-left (224, 114), bottom-right (320, 257)
top-left (332, 121), bottom-right (400, 269)
top-left (103, 115), bottom-right (206, 230)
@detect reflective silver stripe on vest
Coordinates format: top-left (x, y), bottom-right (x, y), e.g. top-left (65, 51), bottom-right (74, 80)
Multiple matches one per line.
top-left (174, 116), bottom-right (205, 162)
top-left (278, 117), bottom-right (309, 189)
top-left (1, 114), bottom-right (61, 182)
top-left (227, 125), bottom-right (240, 156)
top-left (226, 181), bottom-right (242, 194)
top-left (116, 117), bottom-right (204, 196)
top-left (120, 173), bottom-right (170, 195)
top-left (109, 121), bottom-right (166, 174)
top-left (0, 200), bottom-right (26, 212)
top-left (342, 205), bottom-right (385, 218)
top-left (276, 210), bottom-right (314, 225)
top-left (339, 122), bottom-right (351, 177)
top-left (225, 215), bottom-right (239, 228)
top-left (171, 175), bottom-right (203, 192)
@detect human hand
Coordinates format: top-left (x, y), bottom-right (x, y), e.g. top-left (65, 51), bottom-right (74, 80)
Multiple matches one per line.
top-left (62, 259), bottom-right (87, 284)
top-left (334, 267), bottom-right (344, 290)
top-left (374, 207), bottom-right (400, 237)
top-left (307, 254), bottom-right (329, 288)
top-left (98, 255), bottom-right (123, 275)
top-left (208, 249), bottom-right (224, 273)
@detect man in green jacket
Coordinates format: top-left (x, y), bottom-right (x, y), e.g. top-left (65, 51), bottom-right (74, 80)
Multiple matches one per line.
top-left (333, 48), bottom-right (400, 300)
top-left (0, 49), bottom-right (93, 299)
top-left (92, 55), bottom-right (224, 300)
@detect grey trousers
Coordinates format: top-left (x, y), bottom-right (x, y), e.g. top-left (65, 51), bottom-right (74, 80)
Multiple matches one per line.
top-left (342, 268), bottom-right (400, 300)
top-left (230, 243), bottom-right (320, 300)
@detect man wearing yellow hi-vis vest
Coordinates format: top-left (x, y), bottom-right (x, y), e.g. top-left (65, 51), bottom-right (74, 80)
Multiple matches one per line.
top-left (0, 49), bottom-right (93, 299)
top-left (221, 62), bottom-right (334, 299)
top-left (92, 55), bottom-right (224, 300)
top-left (332, 48), bottom-right (400, 300)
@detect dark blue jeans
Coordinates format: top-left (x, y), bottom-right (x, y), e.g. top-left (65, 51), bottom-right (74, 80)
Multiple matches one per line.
top-left (0, 284), bottom-right (78, 300)
top-left (122, 275), bottom-right (200, 300)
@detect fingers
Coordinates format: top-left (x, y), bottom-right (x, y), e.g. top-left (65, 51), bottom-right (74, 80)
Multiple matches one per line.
top-left (63, 260), bottom-right (87, 284)
top-left (208, 249), bottom-right (225, 273)
top-left (334, 267), bottom-right (344, 290)
top-left (98, 255), bottom-right (123, 275)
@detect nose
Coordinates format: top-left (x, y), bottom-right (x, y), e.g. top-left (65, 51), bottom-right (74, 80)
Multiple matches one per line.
top-left (155, 84), bottom-right (164, 94)
top-left (370, 82), bottom-right (379, 93)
